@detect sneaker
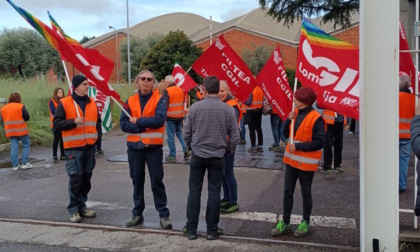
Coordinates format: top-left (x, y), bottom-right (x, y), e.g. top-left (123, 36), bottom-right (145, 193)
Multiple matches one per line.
top-left (280, 141), bottom-right (287, 147)
top-left (21, 163), bottom-right (33, 169)
top-left (160, 217), bottom-right (173, 229)
top-left (53, 158), bottom-right (59, 164)
top-left (206, 228), bottom-right (223, 240)
top-left (184, 150), bottom-right (191, 159)
top-left (294, 220), bottom-right (311, 238)
top-left (69, 213), bottom-right (81, 223)
top-left (399, 189), bottom-right (406, 195)
top-left (80, 208), bottom-right (96, 218)
top-left (165, 156), bottom-right (176, 163)
top-left (238, 139), bottom-right (246, 145)
top-left (60, 156), bottom-right (66, 161)
top-left (126, 215), bottom-right (144, 227)
top-left (271, 220), bottom-right (291, 237)
top-left (268, 145), bottom-right (278, 151)
top-left (183, 225), bottom-right (197, 240)
top-left (95, 149), bottom-right (104, 156)
top-left (257, 147), bottom-right (264, 152)
top-left (248, 147), bottom-right (258, 153)
top-left (12, 165), bottom-right (19, 171)
top-left (272, 146), bottom-right (282, 152)
top-left (321, 168), bottom-right (338, 174)
top-left (220, 199), bottom-right (230, 209)
top-left (336, 167), bottom-right (344, 173)
top-left (221, 203), bottom-right (239, 214)
top-left (349, 132), bottom-right (354, 135)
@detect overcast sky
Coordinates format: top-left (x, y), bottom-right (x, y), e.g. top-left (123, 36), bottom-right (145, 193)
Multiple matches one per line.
top-left (1, 0), bottom-right (260, 41)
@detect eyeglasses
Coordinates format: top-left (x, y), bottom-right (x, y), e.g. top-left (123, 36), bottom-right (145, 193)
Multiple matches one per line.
top-left (140, 77), bottom-right (153, 82)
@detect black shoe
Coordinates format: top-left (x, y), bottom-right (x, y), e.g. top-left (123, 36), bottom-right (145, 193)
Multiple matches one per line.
top-left (399, 189), bottom-right (406, 195)
top-left (60, 156), bottom-right (66, 161)
top-left (183, 225), bottom-right (197, 240)
top-left (53, 157), bottom-right (59, 164)
top-left (238, 139), bottom-right (246, 145)
top-left (206, 228), bottom-right (223, 240)
top-left (95, 149), bottom-right (104, 156)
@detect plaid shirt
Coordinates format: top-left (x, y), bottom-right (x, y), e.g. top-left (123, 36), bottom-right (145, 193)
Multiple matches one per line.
top-left (183, 95), bottom-right (240, 158)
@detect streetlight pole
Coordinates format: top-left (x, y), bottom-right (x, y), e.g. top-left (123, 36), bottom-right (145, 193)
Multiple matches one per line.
top-left (108, 26), bottom-right (118, 84)
top-left (126, 0), bottom-right (131, 85)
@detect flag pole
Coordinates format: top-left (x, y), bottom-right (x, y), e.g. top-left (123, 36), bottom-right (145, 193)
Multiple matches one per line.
top-left (61, 60), bottom-right (80, 118)
top-left (289, 77), bottom-right (298, 144)
top-left (110, 96), bottom-right (131, 118)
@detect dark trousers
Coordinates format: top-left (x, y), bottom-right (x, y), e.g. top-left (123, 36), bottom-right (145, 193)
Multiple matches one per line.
top-left (349, 118), bottom-right (356, 133)
top-left (323, 122), bottom-right (344, 169)
top-left (52, 130), bottom-right (64, 158)
top-left (247, 109), bottom-right (263, 147)
top-left (283, 164), bottom-right (315, 224)
top-left (127, 147), bottom-right (169, 218)
top-left (96, 129), bottom-right (103, 150)
top-left (186, 153), bottom-right (224, 235)
top-left (65, 147), bottom-right (96, 214)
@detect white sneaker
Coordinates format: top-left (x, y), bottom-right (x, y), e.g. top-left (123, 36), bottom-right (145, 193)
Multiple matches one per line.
top-left (21, 163), bottom-right (33, 169)
top-left (12, 165), bottom-right (19, 171)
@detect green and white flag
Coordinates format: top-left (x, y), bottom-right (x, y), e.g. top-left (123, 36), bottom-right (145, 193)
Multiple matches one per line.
top-left (88, 86), bottom-right (112, 133)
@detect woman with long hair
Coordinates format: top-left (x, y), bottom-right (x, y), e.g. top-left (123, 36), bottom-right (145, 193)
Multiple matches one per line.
top-left (49, 87), bottom-right (65, 163)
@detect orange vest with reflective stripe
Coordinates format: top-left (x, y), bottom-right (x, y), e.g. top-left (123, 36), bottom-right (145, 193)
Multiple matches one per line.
top-left (399, 92), bottom-right (415, 139)
top-left (321, 109), bottom-right (335, 125)
top-left (126, 92), bottom-right (165, 145)
top-left (1, 103), bottom-right (29, 138)
top-left (60, 96), bottom-right (98, 149)
top-left (196, 90), bottom-right (204, 101)
top-left (166, 85), bottom-right (185, 118)
top-left (49, 99), bottom-right (58, 129)
top-left (250, 86), bottom-right (263, 109)
top-left (283, 109), bottom-right (325, 171)
top-left (226, 98), bottom-right (243, 125)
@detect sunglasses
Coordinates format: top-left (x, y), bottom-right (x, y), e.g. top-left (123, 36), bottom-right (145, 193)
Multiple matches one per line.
top-left (139, 77), bottom-right (153, 82)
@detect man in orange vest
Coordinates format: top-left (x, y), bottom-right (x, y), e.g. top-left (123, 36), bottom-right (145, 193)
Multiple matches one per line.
top-left (1, 92), bottom-right (31, 171)
top-left (162, 75), bottom-right (190, 163)
top-left (120, 70), bottom-right (172, 230)
top-left (399, 74), bottom-right (415, 195)
top-left (53, 74), bottom-right (101, 223)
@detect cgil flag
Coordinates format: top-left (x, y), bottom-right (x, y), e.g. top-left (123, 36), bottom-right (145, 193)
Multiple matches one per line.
top-left (192, 35), bottom-right (257, 102)
top-left (256, 46), bottom-right (293, 121)
top-left (7, 0), bottom-right (124, 105)
top-left (88, 86), bottom-right (112, 133)
top-left (172, 63), bottom-right (197, 93)
top-left (296, 19), bottom-right (359, 119)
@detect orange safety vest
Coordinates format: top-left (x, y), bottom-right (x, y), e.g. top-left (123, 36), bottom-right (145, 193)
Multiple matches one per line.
top-left (226, 99), bottom-right (243, 125)
top-left (60, 96), bottom-right (98, 149)
top-left (0, 103), bottom-right (29, 138)
top-left (399, 92), bottom-right (416, 139)
top-left (321, 109), bottom-right (336, 125)
top-left (250, 86), bottom-right (263, 109)
top-left (126, 92), bottom-right (165, 145)
top-left (49, 99), bottom-right (58, 129)
top-left (166, 85), bottom-right (185, 119)
top-left (196, 90), bottom-right (204, 101)
top-left (283, 109), bottom-right (326, 171)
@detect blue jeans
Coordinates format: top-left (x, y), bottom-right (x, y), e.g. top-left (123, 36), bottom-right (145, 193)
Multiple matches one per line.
top-left (399, 140), bottom-right (411, 190)
top-left (222, 151), bottom-right (237, 204)
top-left (166, 120), bottom-right (187, 157)
top-left (127, 146), bottom-right (169, 218)
top-left (270, 114), bottom-right (285, 146)
top-left (10, 134), bottom-right (30, 167)
top-left (240, 117), bottom-right (246, 140)
top-left (186, 153), bottom-right (224, 235)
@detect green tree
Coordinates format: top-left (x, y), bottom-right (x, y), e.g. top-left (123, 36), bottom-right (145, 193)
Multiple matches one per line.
top-left (0, 28), bottom-right (61, 78)
top-left (119, 32), bottom-right (164, 82)
top-left (242, 44), bottom-right (275, 76)
top-left (140, 30), bottom-right (203, 81)
top-left (79, 35), bottom-right (96, 44)
top-left (259, 0), bottom-right (359, 28)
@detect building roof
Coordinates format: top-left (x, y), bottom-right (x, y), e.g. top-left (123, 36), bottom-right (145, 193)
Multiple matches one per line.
top-left (83, 8), bottom-right (359, 48)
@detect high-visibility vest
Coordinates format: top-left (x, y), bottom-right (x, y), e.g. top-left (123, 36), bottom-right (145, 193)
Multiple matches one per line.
top-left (283, 109), bottom-right (326, 171)
top-left (166, 85), bottom-right (185, 118)
top-left (0, 103), bottom-right (29, 138)
top-left (60, 96), bottom-right (98, 149)
top-left (126, 92), bottom-right (165, 145)
top-left (321, 109), bottom-right (335, 125)
top-left (196, 90), bottom-right (204, 101)
top-left (399, 92), bottom-right (415, 139)
top-left (226, 98), bottom-right (243, 125)
top-left (250, 86), bottom-right (263, 109)
top-left (49, 99), bottom-right (58, 129)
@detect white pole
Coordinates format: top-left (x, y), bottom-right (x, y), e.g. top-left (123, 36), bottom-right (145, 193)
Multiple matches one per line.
top-left (289, 78), bottom-right (298, 144)
top-left (360, 0), bottom-right (399, 250)
top-left (210, 16), bottom-right (212, 45)
top-left (115, 31), bottom-right (119, 84)
top-left (110, 96), bottom-right (131, 118)
top-left (126, 0), bottom-right (131, 85)
top-left (61, 60), bottom-right (80, 117)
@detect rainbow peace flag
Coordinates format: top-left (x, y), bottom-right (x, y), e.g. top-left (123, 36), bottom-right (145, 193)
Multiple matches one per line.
top-left (47, 11), bottom-right (80, 47)
top-left (301, 19), bottom-right (358, 50)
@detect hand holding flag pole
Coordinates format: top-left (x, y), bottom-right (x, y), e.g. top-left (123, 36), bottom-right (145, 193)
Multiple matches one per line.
top-left (289, 77), bottom-right (298, 144)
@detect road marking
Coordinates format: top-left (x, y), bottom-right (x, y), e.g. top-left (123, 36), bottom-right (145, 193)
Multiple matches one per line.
top-left (86, 200), bottom-right (131, 210)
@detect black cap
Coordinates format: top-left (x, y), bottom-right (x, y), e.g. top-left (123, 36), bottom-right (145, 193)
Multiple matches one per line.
top-left (72, 74), bottom-right (87, 90)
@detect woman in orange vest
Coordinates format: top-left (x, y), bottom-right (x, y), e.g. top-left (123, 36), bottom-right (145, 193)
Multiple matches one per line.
top-left (218, 80), bottom-right (242, 214)
top-left (244, 86), bottom-right (264, 153)
top-left (271, 86), bottom-right (326, 238)
top-left (119, 70), bottom-right (172, 230)
top-left (0, 92), bottom-right (31, 171)
top-left (49, 87), bottom-right (65, 163)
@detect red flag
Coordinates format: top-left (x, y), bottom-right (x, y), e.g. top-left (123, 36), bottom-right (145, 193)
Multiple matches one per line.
top-left (297, 20), bottom-right (359, 119)
top-left (172, 63), bottom-right (197, 93)
top-left (399, 20), bottom-right (416, 90)
top-left (192, 35), bottom-right (257, 102)
top-left (257, 46), bottom-right (293, 121)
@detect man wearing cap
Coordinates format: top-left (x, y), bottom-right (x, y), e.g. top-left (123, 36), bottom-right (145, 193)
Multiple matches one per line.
top-left (53, 74), bottom-right (101, 223)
